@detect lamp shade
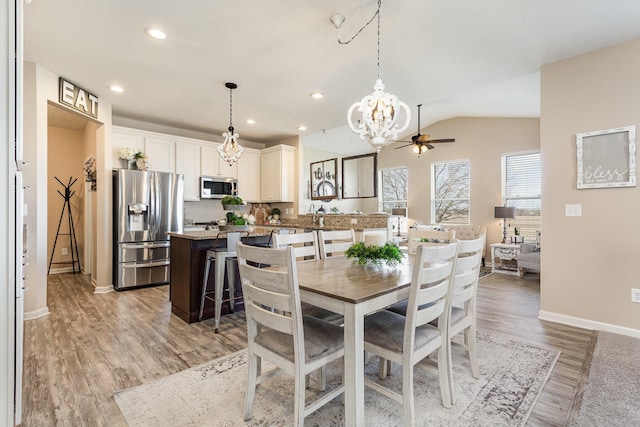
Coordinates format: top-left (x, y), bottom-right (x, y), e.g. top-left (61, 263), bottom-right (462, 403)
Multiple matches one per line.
top-left (391, 207), bottom-right (407, 216)
top-left (494, 206), bottom-right (516, 219)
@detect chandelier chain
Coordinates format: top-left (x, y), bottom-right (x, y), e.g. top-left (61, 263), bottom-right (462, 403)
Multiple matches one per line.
top-left (228, 86), bottom-right (233, 128)
top-left (377, 0), bottom-right (381, 79)
top-left (337, 0), bottom-right (381, 56)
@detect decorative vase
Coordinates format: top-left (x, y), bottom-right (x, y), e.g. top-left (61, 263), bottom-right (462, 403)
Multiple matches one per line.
top-left (127, 159), bottom-right (136, 170)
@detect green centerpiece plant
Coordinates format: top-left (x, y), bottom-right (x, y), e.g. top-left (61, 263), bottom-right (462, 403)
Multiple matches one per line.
top-left (345, 241), bottom-right (403, 267)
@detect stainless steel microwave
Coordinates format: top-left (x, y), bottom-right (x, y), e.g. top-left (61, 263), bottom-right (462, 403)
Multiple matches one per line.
top-left (200, 176), bottom-right (238, 199)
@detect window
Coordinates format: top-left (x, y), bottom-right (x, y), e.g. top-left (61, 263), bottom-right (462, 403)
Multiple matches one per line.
top-left (380, 167), bottom-right (408, 234)
top-left (502, 151), bottom-right (541, 239)
top-left (432, 159), bottom-right (470, 224)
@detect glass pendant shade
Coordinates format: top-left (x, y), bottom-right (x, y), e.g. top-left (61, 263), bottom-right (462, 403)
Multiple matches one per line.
top-left (218, 82), bottom-right (243, 166)
top-left (348, 78), bottom-right (411, 152)
top-left (217, 125), bottom-right (244, 166)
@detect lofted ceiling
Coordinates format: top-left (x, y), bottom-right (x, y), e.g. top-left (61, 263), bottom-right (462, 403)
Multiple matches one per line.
top-left (25, 0), bottom-right (640, 155)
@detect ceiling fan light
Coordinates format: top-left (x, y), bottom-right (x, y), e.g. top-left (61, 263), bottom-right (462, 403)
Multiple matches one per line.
top-left (412, 144), bottom-right (420, 154)
top-left (420, 144), bottom-right (428, 153)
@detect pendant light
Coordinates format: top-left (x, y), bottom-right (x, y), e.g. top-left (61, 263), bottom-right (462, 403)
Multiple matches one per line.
top-left (217, 82), bottom-right (244, 166)
top-left (332, 0), bottom-right (411, 152)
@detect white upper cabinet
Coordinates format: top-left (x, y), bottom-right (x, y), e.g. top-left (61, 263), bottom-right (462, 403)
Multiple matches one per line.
top-left (261, 144), bottom-right (295, 202)
top-left (112, 127), bottom-right (144, 167)
top-left (175, 142), bottom-right (201, 201)
top-left (237, 149), bottom-right (261, 202)
top-left (144, 136), bottom-right (175, 173)
top-left (201, 145), bottom-right (238, 179)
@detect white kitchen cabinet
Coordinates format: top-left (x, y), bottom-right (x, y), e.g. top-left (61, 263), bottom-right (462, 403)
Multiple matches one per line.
top-left (112, 127), bottom-right (144, 166)
top-left (144, 136), bottom-right (175, 173)
top-left (201, 145), bottom-right (238, 179)
top-left (237, 148), bottom-right (261, 202)
top-left (175, 142), bottom-right (202, 201)
top-left (261, 144), bottom-right (295, 202)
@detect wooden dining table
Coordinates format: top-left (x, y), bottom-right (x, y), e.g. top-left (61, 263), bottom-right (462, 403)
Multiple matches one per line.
top-left (295, 255), bottom-right (415, 427)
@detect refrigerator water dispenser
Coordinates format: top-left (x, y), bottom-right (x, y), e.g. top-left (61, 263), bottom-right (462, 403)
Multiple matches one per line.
top-left (128, 203), bottom-right (148, 232)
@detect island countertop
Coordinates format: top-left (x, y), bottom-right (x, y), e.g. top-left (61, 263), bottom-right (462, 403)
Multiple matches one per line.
top-left (167, 226), bottom-right (274, 240)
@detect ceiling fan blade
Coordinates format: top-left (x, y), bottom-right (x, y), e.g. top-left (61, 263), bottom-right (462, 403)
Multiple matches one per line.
top-left (426, 143), bottom-right (435, 150)
top-left (425, 138), bottom-right (455, 143)
top-left (394, 142), bottom-right (414, 149)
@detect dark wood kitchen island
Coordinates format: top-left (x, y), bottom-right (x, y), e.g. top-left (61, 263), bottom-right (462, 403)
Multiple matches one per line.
top-left (168, 228), bottom-right (271, 323)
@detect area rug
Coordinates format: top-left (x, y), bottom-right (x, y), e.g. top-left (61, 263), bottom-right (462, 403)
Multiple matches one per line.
top-left (568, 331), bottom-right (640, 426)
top-left (479, 267), bottom-right (492, 278)
top-left (114, 332), bottom-right (559, 426)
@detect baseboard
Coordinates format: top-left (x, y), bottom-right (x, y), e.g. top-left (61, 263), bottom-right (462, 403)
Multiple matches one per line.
top-left (538, 310), bottom-right (640, 338)
top-left (24, 306), bottom-right (50, 321)
top-left (93, 279), bottom-right (114, 294)
top-left (48, 266), bottom-right (78, 275)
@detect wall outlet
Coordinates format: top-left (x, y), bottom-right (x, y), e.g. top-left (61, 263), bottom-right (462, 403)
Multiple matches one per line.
top-left (61, 248), bottom-right (69, 256)
top-left (285, 208), bottom-right (293, 215)
top-left (351, 218), bottom-right (357, 224)
top-left (632, 288), bottom-right (640, 303)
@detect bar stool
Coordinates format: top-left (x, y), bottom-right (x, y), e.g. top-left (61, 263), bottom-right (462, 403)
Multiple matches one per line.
top-left (199, 231), bottom-right (248, 332)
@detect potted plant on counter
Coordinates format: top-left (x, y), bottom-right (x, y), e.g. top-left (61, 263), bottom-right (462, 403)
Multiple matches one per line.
top-left (270, 208), bottom-right (281, 221)
top-left (221, 196), bottom-right (245, 211)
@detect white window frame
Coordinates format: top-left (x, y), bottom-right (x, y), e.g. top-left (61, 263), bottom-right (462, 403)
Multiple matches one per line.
top-left (501, 150), bottom-right (541, 240)
top-left (431, 158), bottom-right (470, 225)
top-left (379, 166), bottom-right (409, 234)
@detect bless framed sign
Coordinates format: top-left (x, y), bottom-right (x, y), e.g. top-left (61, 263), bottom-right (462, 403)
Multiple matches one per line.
top-left (576, 125), bottom-right (636, 189)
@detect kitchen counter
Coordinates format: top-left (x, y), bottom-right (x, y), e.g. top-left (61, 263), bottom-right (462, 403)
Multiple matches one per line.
top-left (169, 229), bottom-right (271, 323)
top-left (168, 226), bottom-right (273, 240)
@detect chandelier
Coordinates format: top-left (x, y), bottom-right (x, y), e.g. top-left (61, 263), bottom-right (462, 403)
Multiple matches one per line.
top-left (331, 0), bottom-right (411, 152)
top-left (217, 82), bottom-right (244, 166)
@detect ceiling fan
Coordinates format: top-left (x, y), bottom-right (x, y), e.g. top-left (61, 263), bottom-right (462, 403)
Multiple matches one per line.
top-left (394, 104), bottom-right (455, 155)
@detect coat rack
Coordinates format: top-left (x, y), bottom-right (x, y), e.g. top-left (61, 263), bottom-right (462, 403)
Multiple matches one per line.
top-left (48, 177), bottom-right (82, 275)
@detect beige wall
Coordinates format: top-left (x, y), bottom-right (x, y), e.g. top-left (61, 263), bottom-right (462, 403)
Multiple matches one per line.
top-left (378, 117), bottom-right (540, 249)
top-left (47, 126), bottom-right (86, 272)
top-left (540, 38), bottom-right (640, 333)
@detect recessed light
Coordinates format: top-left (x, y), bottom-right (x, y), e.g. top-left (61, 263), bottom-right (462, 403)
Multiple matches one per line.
top-left (245, 119), bottom-right (255, 125)
top-left (145, 27), bottom-right (167, 40)
top-left (310, 92), bottom-right (324, 99)
top-left (110, 85), bottom-right (124, 93)
top-left (298, 125), bottom-right (307, 131)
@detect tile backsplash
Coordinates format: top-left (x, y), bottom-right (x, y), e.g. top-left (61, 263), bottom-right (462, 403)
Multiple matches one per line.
top-left (184, 199), bottom-right (225, 223)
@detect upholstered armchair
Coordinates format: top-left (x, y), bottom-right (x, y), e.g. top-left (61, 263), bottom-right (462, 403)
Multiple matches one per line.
top-left (517, 233), bottom-right (541, 277)
top-left (436, 224), bottom-right (488, 265)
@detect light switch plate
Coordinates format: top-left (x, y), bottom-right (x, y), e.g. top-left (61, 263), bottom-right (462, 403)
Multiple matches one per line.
top-left (565, 204), bottom-right (582, 217)
top-left (632, 288), bottom-right (640, 303)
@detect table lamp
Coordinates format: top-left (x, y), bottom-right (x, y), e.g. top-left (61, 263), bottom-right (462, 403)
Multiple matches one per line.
top-left (391, 207), bottom-right (407, 237)
top-left (494, 206), bottom-right (516, 243)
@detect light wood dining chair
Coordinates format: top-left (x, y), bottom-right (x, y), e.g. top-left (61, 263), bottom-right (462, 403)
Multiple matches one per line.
top-left (236, 243), bottom-right (345, 426)
top-left (386, 236), bottom-right (485, 405)
top-left (363, 242), bottom-right (458, 426)
top-left (272, 230), bottom-right (342, 328)
top-left (272, 231), bottom-right (320, 261)
top-left (317, 229), bottom-right (356, 258)
top-left (446, 237), bottom-right (485, 381)
top-left (407, 228), bottom-right (456, 254)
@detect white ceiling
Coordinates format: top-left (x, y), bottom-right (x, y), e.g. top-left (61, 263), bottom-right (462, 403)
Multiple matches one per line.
top-left (25, 0), bottom-right (640, 155)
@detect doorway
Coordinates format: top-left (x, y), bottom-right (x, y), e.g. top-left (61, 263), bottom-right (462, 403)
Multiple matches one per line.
top-left (47, 103), bottom-right (97, 278)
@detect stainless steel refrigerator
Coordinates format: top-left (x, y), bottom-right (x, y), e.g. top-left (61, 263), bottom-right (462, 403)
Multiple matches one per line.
top-left (112, 169), bottom-right (184, 290)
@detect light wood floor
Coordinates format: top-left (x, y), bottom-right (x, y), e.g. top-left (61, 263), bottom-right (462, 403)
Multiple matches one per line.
top-left (22, 271), bottom-right (593, 426)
